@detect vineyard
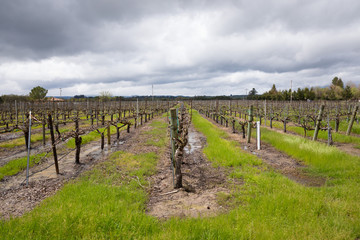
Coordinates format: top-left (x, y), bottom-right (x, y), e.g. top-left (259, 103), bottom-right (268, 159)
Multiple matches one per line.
top-left (1, 99), bottom-right (360, 239)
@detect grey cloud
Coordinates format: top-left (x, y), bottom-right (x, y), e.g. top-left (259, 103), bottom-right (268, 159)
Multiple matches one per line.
top-left (1, 0), bottom-right (360, 96)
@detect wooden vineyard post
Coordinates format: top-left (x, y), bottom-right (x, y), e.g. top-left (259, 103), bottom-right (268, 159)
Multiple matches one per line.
top-left (335, 106), bottom-right (340, 132)
top-left (91, 110), bottom-right (94, 126)
top-left (24, 113), bottom-right (30, 149)
top-left (136, 98), bottom-right (139, 128)
top-left (264, 100), bottom-right (267, 126)
top-left (232, 119), bottom-right (236, 133)
top-left (74, 118), bottom-right (82, 164)
top-left (347, 105), bottom-right (352, 122)
top-left (190, 100), bottom-right (193, 122)
top-left (346, 105), bottom-right (359, 135)
top-left (170, 108), bottom-right (178, 187)
top-left (107, 125), bottom-right (111, 145)
top-left (26, 111), bottom-right (32, 186)
top-left (312, 104), bottom-right (325, 141)
top-left (101, 133), bottom-right (105, 150)
top-left (116, 125), bottom-right (120, 140)
top-left (42, 114), bottom-right (46, 146)
top-left (247, 105), bottom-right (253, 143)
top-left (48, 114), bottom-right (59, 174)
top-left (327, 115), bottom-right (333, 146)
top-left (15, 100), bottom-right (18, 126)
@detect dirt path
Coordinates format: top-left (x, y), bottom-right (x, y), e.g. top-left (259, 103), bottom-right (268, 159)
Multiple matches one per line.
top-left (147, 125), bottom-right (231, 219)
top-left (205, 115), bottom-right (326, 187)
top-left (0, 122), bottom-right (142, 220)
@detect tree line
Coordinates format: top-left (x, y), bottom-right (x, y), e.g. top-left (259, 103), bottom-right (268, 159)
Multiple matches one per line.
top-left (1, 77), bottom-right (359, 103)
top-left (250, 77), bottom-right (356, 101)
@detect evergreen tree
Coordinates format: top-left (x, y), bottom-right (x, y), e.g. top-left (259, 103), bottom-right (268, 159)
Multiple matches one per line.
top-left (332, 77), bottom-right (344, 89)
top-left (248, 88), bottom-right (257, 96)
top-left (29, 86), bottom-right (48, 100)
top-left (343, 85), bottom-right (353, 100)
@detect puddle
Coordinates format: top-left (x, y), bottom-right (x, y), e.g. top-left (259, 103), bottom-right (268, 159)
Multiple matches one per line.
top-left (184, 131), bottom-right (202, 154)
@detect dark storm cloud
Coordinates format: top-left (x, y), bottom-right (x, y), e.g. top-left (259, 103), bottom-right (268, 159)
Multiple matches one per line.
top-left (0, 0), bottom-right (360, 95)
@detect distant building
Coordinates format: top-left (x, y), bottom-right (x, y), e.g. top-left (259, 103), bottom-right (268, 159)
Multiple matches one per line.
top-left (48, 97), bottom-right (65, 102)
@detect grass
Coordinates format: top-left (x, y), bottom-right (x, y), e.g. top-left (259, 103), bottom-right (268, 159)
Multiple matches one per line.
top-left (0, 134), bottom-right (47, 148)
top-left (269, 120), bottom-right (360, 146)
top-left (188, 111), bottom-right (360, 239)
top-left (330, 119), bottom-right (360, 135)
top-left (0, 152), bottom-right (47, 180)
top-left (0, 118), bottom-right (168, 239)
top-left (0, 127), bottom-right (73, 149)
top-left (0, 118), bottom-right (138, 183)
top-left (1, 112), bottom-right (360, 239)
top-left (259, 127), bottom-right (360, 182)
top-left (144, 120), bottom-right (168, 147)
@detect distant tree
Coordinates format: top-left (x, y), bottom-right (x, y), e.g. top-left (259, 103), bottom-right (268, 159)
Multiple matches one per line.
top-left (329, 85), bottom-right (343, 100)
top-left (343, 85), bottom-right (353, 100)
top-left (99, 91), bottom-right (113, 101)
top-left (296, 88), bottom-right (304, 100)
top-left (247, 88), bottom-right (258, 100)
top-left (313, 87), bottom-right (327, 100)
top-left (269, 84), bottom-right (277, 95)
top-left (74, 95), bottom-right (86, 99)
top-left (332, 77), bottom-right (344, 89)
top-left (1, 94), bottom-right (30, 103)
top-left (248, 88), bottom-right (257, 96)
top-left (29, 86), bottom-right (48, 100)
top-left (351, 87), bottom-right (360, 99)
top-left (281, 89), bottom-right (290, 101)
top-left (303, 87), bottom-right (315, 100)
top-left (308, 87), bottom-right (316, 100)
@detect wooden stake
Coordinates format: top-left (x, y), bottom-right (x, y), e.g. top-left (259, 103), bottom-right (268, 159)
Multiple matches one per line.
top-left (247, 105), bottom-right (253, 143)
top-left (312, 105), bottom-right (325, 141)
top-left (346, 105), bottom-right (359, 135)
top-left (48, 114), bottom-right (59, 174)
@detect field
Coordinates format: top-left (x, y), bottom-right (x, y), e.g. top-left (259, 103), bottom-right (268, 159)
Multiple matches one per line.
top-left (0, 99), bottom-right (360, 239)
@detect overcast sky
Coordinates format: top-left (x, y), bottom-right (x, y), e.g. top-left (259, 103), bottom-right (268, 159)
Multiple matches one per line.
top-left (1, 0), bottom-right (360, 97)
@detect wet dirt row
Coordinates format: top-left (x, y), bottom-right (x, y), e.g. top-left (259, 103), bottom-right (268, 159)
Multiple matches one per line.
top-left (146, 125), bottom-right (231, 219)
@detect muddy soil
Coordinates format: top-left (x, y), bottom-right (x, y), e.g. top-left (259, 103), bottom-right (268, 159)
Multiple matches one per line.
top-left (0, 123), bottom-right (140, 220)
top-left (147, 125), bottom-right (231, 219)
top-left (207, 116), bottom-right (326, 187)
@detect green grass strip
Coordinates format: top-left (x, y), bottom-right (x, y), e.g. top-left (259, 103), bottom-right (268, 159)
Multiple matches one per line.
top-left (270, 120), bottom-right (360, 146)
top-left (0, 152), bottom-right (47, 180)
top-left (260, 127), bottom-right (360, 183)
top-left (0, 128), bottom-right (71, 148)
